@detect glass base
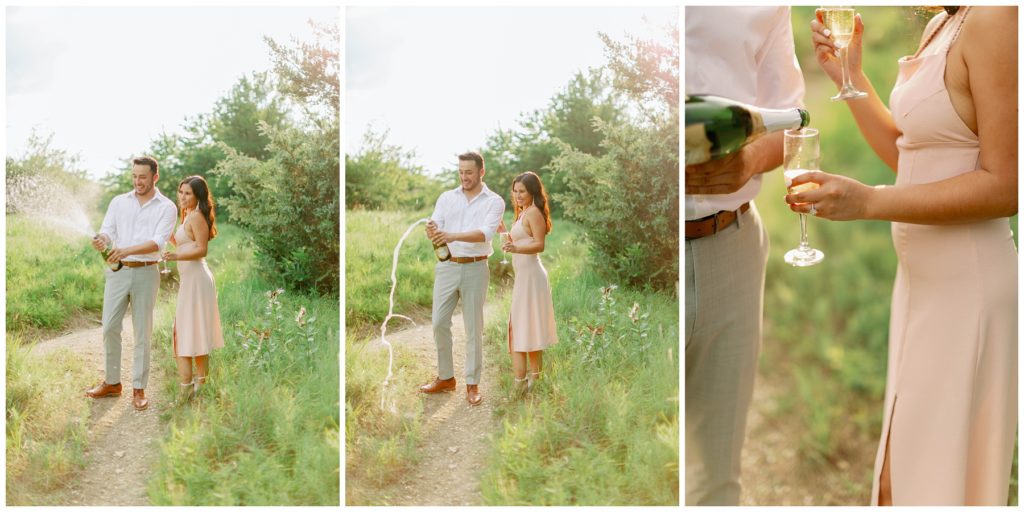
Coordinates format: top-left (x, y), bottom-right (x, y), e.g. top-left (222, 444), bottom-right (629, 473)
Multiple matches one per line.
top-left (784, 247), bottom-right (825, 267)
top-left (831, 87), bottom-right (868, 101)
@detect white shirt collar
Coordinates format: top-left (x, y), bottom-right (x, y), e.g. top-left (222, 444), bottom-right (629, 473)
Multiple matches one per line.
top-left (453, 182), bottom-right (495, 202)
top-left (128, 186), bottom-right (169, 207)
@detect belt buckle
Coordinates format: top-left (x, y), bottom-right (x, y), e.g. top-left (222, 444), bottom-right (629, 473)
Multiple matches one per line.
top-left (712, 210), bottom-right (722, 234)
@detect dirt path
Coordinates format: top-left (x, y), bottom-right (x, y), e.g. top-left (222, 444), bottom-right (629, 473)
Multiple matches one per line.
top-left (740, 367), bottom-right (873, 506)
top-left (32, 315), bottom-right (168, 506)
top-left (371, 305), bottom-right (500, 506)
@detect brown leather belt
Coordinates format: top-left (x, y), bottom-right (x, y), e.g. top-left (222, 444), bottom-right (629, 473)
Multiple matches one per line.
top-left (685, 202), bottom-right (751, 241)
top-left (122, 260), bottom-right (159, 268)
top-left (450, 255), bottom-right (489, 264)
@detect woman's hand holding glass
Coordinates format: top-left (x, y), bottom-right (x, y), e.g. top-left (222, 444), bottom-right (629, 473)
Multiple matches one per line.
top-left (812, 7), bottom-right (867, 100)
top-left (785, 171), bottom-right (874, 221)
top-left (501, 233), bottom-right (515, 254)
top-left (497, 219), bottom-right (510, 265)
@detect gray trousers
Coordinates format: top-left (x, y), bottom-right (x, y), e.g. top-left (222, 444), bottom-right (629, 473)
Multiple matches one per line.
top-left (685, 203), bottom-right (769, 506)
top-left (432, 260), bottom-right (488, 385)
top-left (101, 265), bottom-right (160, 390)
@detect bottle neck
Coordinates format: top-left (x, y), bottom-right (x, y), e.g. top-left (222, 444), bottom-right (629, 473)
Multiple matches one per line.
top-left (760, 109), bottom-right (805, 134)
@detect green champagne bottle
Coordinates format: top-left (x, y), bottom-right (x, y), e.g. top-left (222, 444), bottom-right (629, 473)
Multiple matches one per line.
top-left (96, 235), bottom-right (123, 272)
top-left (433, 240), bottom-right (451, 262)
top-left (685, 95), bottom-right (810, 165)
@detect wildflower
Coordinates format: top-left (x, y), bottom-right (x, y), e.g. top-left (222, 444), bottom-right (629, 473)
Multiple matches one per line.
top-left (629, 302), bottom-right (641, 324)
top-left (295, 306), bottom-right (307, 327)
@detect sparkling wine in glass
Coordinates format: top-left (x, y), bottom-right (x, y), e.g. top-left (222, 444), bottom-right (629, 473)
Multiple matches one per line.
top-left (783, 128), bottom-right (824, 267)
top-left (823, 6), bottom-right (868, 101)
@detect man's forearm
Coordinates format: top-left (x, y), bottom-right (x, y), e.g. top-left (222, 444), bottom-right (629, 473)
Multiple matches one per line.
top-left (747, 130), bottom-right (785, 175)
top-left (452, 230), bottom-right (486, 243)
top-left (125, 241), bottom-right (159, 256)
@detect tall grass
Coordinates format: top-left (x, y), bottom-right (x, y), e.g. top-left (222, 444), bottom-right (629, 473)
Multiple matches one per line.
top-left (6, 338), bottom-right (91, 505)
top-left (6, 216), bottom-right (104, 334)
top-left (480, 249), bottom-right (679, 505)
top-left (147, 224), bottom-right (339, 505)
top-left (5, 215), bottom-right (105, 504)
top-left (345, 209), bottom-right (436, 337)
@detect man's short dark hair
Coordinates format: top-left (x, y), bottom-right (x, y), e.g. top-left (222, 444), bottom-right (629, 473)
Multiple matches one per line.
top-left (458, 151), bottom-right (484, 170)
top-left (132, 156), bottom-right (159, 175)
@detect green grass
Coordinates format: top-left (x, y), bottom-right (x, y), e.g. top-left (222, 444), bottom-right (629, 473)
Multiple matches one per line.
top-left (6, 215), bottom-right (105, 334)
top-left (480, 265), bottom-right (679, 506)
top-left (5, 337), bottom-right (92, 505)
top-left (344, 209), bottom-right (679, 505)
top-left (147, 224), bottom-right (339, 505)
top-left (345, 210), bottom-right (437, 337)
top-left (344, 334), bottom-right (424, 505)
top-left (5, 214), bottom-right (107, 504)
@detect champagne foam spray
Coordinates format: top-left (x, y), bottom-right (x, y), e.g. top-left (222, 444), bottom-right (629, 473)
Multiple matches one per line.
top-left (379, 218), bottom-right (430, 412)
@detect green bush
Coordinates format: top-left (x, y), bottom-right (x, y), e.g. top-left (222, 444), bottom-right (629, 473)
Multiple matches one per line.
top-left (549, 28), bottom-right (679, 291)
top-left (346, 128), bottom-right (444, 211)
top-left (215, 22), bottom-right (339, 296)
top-left (216, 119), bottom-right (339, 295)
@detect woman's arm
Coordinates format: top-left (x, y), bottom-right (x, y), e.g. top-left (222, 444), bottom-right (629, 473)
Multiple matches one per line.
top-left (811, 11), bottom-right (906, 171)
top-left (167, 214), bottom-right (210, 260)
top-left (787, 9), bottom-right (1018, 224)
top-left (505, 208), bottom-right (547, 255)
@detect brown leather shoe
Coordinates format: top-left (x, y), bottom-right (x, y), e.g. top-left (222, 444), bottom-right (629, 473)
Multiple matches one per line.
top-left (466, 384), bottom-right (482, 406)
top-left (85, 381), bottom-right (122, 398)
top-left (419, 377), bottom-right (456, 394)
top-left (132, 389), bottom-right (149, 411)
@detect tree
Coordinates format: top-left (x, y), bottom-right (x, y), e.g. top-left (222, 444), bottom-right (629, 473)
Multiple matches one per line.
top-left (216, 20), bottom-right (340, 295)
top-left (483, 67), bottom-right (625, 211)
top-left (346, 127), bottom-right (444, 211)
top-left (551, 25), bottom-right (679, 291)
top-left (101, 72), bottom-right (291, 222)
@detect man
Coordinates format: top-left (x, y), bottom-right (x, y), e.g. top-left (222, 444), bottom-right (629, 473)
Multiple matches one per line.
top-left (684, 6), bottom-right (806, 506)
top-left (85, 156), bottom-right (177, 411)
top-left (420, 151), bottom-right (505, 406)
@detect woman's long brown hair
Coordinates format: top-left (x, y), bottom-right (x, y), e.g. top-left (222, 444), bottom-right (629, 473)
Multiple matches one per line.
top-left (512, 171), bottom-right (552, 234)
top-left (179, 175), bottom-right (217, 240)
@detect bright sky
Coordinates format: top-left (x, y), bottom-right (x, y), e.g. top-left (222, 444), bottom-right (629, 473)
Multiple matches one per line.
top-left (346, 6), bottom-right (678, 175)
top-left (6, 6), bottom-right (339, 181)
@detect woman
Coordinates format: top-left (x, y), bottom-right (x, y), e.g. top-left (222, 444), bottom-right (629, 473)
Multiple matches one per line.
top-left (794, 7), bottom-right (1016, 505)
top-left (163, 175), bottom-right (225, 402)
top-left (502, 172), bottom-right (558, 396)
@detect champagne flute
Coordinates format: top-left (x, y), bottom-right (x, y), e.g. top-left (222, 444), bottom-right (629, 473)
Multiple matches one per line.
top-left (160, 242), bottom-right (174, 275)
top-left (822, 5), bottom-right (868, 101)
top-left (500, 232), bottom-right (512, 265)
top-left (783, 128), bottom-right (825, 267)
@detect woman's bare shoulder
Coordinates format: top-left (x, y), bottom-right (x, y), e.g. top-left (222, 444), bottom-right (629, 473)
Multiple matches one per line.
top-left (962, 6), bottom-right (1017, 42)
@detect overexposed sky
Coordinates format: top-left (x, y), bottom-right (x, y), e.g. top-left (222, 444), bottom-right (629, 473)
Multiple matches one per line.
top-left (6, 6), bottom-right (338, 180)
top-left (346, 6), bottom-right (678, 175)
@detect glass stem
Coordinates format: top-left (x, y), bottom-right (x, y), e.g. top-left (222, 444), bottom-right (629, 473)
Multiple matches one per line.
top-left (799, 213), bottom-right (811, 251)
top-left (840, 46), bottom-right (852, 90)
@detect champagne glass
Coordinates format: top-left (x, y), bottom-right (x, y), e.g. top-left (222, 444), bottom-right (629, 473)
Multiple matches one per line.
top-left (160, 242), bottom-right (174, 275)
top-left (822, 5), bottom-right (868, 101)
top-left (783, 128), bottom-right (825, 267)
top-left (497, 229), bottom-right (510, 266)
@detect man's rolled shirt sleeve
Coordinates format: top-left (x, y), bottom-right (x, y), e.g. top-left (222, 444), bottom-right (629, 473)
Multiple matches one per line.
top-left (150, 202), bottom-right (178, 249)
top-left (99, 197), bottom-right (118, 240)
top-left (479, 195), bottom-right (505, 243)
top-left (430, 194), bottom-right (446, 230)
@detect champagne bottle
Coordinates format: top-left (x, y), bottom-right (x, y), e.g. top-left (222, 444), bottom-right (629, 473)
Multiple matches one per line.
top-left (433, 240), bottom-right (451, 262)
top-left (686, 95), bottom-right (810, 165)
top-left (96, 235), bottom-right (123, 272)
